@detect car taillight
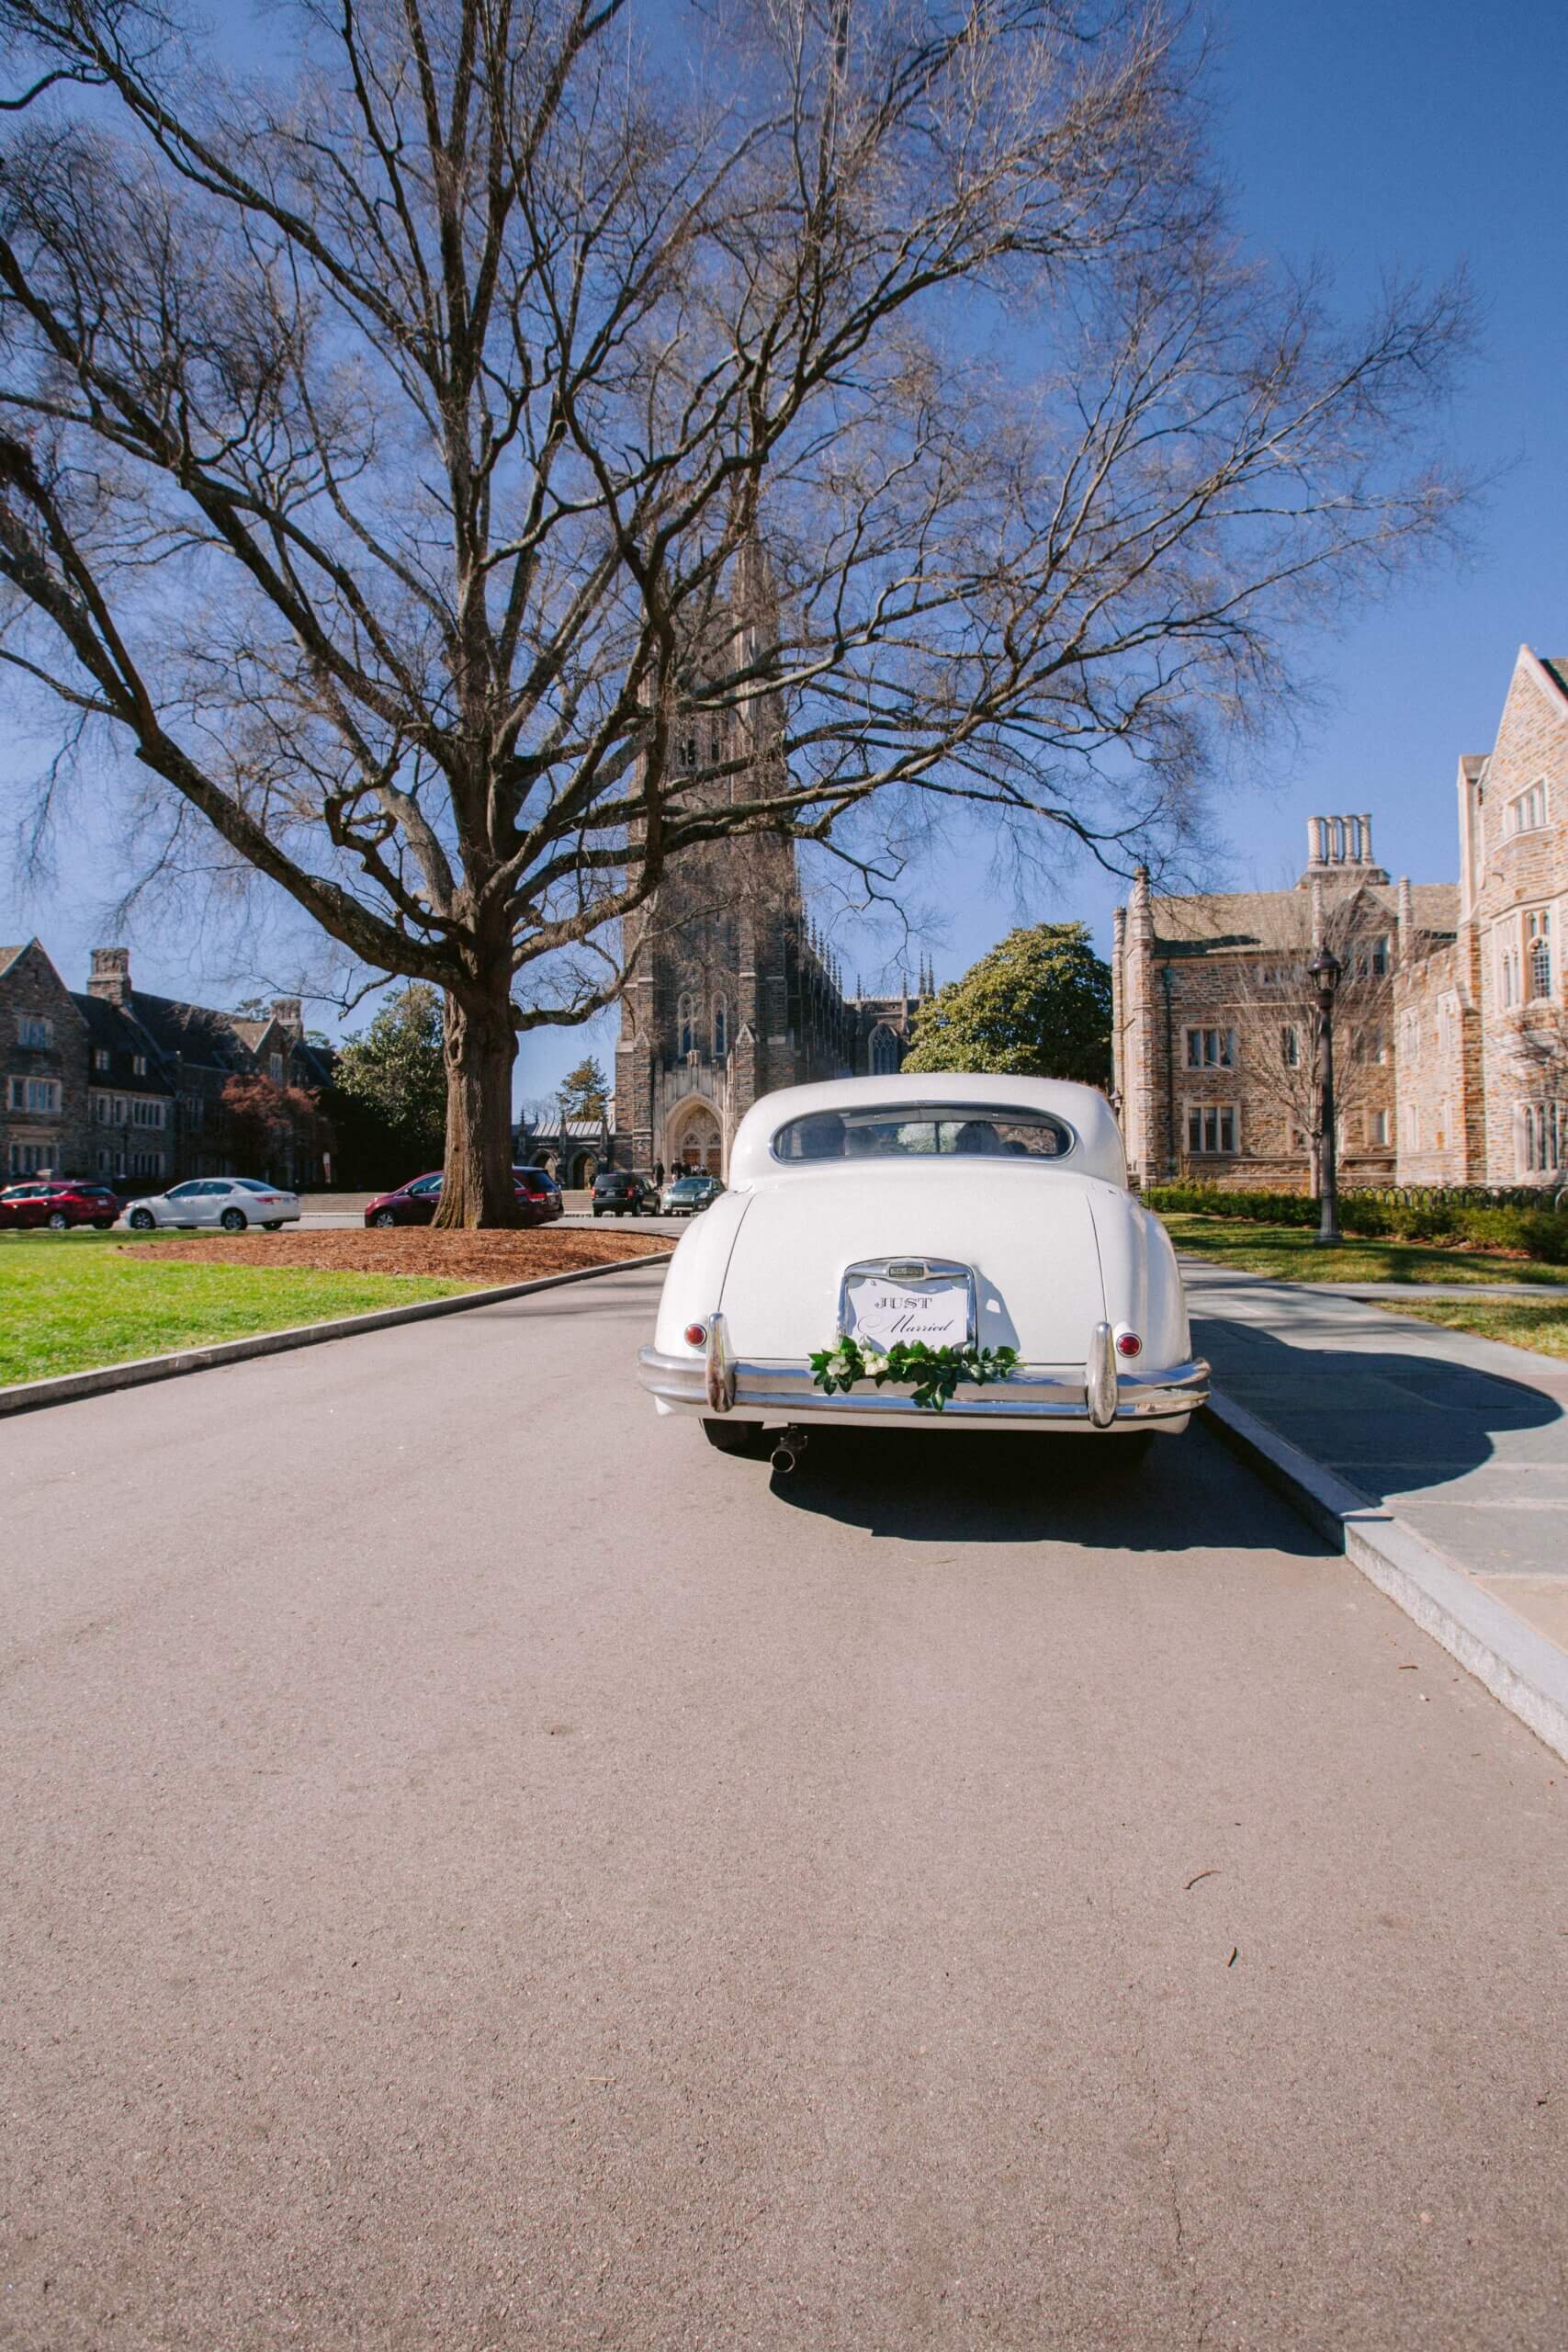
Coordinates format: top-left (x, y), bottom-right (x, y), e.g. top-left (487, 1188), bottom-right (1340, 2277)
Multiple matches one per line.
top-left (683, 1323), bottom-right (708, 1347)
top-left (1116, 1332), bottom-right (1143, 1358)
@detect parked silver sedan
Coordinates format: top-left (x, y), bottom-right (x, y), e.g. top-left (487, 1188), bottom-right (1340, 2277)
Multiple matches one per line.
top-left (121, 1178), bottom-right (301, 1233)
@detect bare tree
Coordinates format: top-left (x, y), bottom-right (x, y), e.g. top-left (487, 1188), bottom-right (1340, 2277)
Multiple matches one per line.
top-left (0, 0), bottom-right (1472, 1221)
top-left (1225, 888), bottom-right (1394, 1188)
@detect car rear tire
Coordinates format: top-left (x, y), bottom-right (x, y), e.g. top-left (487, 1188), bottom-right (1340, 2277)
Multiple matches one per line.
top-left (373, 1210), bottom-right (397, 1227)
top-left (47, 1211), bottom-right (70, 1229)
top-left (129, 1208), bottom-right (155, 1232)
top-left (220, 1207), bottom-right (247, 1232)
top-left (703, 1419), bottom-right (772, 1458)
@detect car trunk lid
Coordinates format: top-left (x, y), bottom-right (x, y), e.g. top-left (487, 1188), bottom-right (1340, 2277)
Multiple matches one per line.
top-left (717, 1166), bottom-right (1108, 1363)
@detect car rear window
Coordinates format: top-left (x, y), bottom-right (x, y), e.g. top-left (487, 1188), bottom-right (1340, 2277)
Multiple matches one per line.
top-left (771, 1104), bottom-right (1075, 1163)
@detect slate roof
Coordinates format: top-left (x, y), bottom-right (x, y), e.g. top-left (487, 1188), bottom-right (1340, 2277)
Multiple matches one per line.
top-left (516, 1113), bottom-right (606, 1140)
top-left (71, 992), bottom-right (176, 1094)
top-left (1149, 880), bottom-right (1459, 956)
top-left (0, 944), bottom-right (26, 980)
top-left (1540, 656), bottom-right (1568, 701)
top-left (122, 991), bottom-right (253, 1071)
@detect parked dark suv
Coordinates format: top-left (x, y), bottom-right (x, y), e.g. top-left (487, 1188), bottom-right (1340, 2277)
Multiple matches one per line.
top-left (591, 1170), bottom-right (656, 1217)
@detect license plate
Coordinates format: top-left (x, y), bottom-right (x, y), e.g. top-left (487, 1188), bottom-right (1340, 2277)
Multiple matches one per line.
top-left (842, 1273), bottom-right (972, 1354)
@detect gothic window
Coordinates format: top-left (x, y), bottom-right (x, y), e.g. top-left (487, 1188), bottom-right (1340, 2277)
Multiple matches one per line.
top-left (1280, 1024), bottom-right (1300, 1068)
top-left (870, 1023), bottom-right (898, 1075)
top-left (677, 992), bottom-right (694, 1057)
top-left (1520, 1102), bottom-right (1563, 1175)
top-left (1526, 909), bottom-right (1552, 1001)
top-left (713, 998), bottom-right (728, 1058)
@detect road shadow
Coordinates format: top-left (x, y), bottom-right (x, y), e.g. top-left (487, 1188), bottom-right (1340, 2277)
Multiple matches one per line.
top-left (1192, 1317), bottom-right (1564, 1507)
top-left (765, 1421), bottom-right (1328, 1555)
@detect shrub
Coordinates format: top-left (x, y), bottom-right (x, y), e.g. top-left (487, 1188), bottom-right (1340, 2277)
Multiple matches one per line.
top-left (1143, 1182), bottom-right (1568, 1263)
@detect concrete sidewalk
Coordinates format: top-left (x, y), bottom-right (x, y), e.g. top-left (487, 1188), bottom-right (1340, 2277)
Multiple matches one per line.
top-left (1186, 1265), bottom-right (1568, 1669)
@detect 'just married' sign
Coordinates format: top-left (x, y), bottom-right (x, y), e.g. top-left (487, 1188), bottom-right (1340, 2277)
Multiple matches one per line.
top-left (842, 1273), bottom-right (970, 1354)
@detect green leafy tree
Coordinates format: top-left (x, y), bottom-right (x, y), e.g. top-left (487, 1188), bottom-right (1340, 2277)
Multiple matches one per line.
top-left (557, 1057), bottom-right (608, 1124)
top-left (903, 924), bottom-right (1111, 1089)
top-left (332, 984), bottom-right (446, 1176)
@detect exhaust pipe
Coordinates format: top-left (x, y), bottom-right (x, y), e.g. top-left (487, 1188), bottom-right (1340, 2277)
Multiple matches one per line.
top-left (769, 1425), bottom-right (811, 1476)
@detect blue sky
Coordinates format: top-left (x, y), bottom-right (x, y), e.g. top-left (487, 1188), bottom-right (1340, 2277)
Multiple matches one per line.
top-left (3, 0), bottom-right (1563, 1104)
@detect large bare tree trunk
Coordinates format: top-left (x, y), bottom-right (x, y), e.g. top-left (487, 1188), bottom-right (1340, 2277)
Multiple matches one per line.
top-left (434, 973), bottom-right (520, 1228)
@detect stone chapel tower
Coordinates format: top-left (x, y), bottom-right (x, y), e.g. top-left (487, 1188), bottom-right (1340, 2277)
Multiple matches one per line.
top-left (613, 543), bottom-right (918, 1175)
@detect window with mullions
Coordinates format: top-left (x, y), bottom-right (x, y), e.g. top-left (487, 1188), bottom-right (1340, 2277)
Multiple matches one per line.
top-left (870, 1023), bottom-right (899, 1075)
top-left (1508, 780), bottom-right (1549, 836)
top-left (713, 999), bottom-right (728, 1058)
top-left (1186, 1103), bottom-right (1236, 1154)
top-left (1280, 1024), bottom-right (1301, 1068)
top-left (1184, 1026), bottom-right (1235, 1070)
top-left (677, 991), bottom-right (695, 1057)
top-left (1522, 1102), bottom-right (1565, 1176)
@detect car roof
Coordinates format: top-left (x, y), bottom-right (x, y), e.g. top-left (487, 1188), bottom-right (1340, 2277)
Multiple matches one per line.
top-left (726, 1073), bottom-right (1125, 1187)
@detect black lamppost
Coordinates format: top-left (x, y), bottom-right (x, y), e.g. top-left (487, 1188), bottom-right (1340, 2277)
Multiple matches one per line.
top-left (1309, 944), bottom-right (1342, 1246)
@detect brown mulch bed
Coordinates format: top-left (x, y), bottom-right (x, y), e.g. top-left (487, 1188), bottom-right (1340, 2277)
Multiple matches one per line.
top-left (119, 1227), bottom-right (670, 1283)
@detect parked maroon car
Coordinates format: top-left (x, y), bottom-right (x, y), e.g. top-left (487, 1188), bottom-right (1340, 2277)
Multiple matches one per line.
top-left (364, 1168), bottom-right (563, 1228)
top-left (0, 1180), bottom-right (123, 1231)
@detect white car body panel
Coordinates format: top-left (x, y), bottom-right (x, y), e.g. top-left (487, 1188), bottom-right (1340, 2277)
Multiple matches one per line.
top-left (639, 1075), bottom-right (1207, 1439)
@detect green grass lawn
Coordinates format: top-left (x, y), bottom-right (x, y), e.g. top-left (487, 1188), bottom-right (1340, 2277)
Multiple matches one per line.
top-left (0, 1232), bottom-right (479, 1385)
top-left (1158, 1212), bottom-right (1568, 1289)
top-left (1372, 1297), bottom-right (1568, 1363)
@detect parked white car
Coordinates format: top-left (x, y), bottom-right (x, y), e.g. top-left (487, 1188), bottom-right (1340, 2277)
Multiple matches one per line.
top-left (121, 1178), bottom-right (301, 1233)
top-left (637, 1075), bottom-right (1208, 1464)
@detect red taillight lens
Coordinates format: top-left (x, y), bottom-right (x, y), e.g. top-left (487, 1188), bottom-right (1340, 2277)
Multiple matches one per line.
top-left (683, 1322), bottom-right (708, 1347)
top-left (1116, 1332), bottom-right (1143, 1358)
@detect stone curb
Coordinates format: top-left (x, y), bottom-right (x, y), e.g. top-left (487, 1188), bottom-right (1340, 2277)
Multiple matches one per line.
top-left (1203, 1389), bottom-right (1568, 1766)
top-left (0, 1250), bottom-right (674, 1420)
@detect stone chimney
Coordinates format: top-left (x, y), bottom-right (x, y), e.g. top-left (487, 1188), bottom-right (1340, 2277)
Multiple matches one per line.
top-left (269, 997), bottom-right (304, 1038)
top-left (1301, 813), bottom-right (1389, 888)
top-left (88, 947), bottom-right (132, 1007)
top-left (1396, 876), bottom-right (1413, 961)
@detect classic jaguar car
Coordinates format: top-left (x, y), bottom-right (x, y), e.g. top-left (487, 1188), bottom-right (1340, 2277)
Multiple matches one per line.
top-left (637, 1075), bottom-right (1209, 1464)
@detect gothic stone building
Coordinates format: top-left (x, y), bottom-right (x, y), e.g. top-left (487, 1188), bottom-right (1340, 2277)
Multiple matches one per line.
top-left (611, 547), bottom-right (927, 1177)
top-left (1, 940), bottom-right (332, 1187)
top-left (614, 818), bottom-right (925, 1177)
top-left (1112, 644), bottom-right (1568, 1192)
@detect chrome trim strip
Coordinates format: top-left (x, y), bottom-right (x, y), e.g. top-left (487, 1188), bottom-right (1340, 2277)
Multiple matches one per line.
top-left (638, 1347), bottom-right (1210, 1424)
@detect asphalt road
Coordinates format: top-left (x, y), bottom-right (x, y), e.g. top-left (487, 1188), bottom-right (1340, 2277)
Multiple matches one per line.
top-left (3, 1265), bottom-right (1566, 2351)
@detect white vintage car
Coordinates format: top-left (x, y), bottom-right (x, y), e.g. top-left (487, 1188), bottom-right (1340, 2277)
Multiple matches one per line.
top-left (637, 1074), bottom-right (1208, 1466)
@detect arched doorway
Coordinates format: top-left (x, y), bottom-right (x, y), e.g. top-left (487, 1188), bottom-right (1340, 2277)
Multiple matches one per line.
top-left (667, 1098), bottom-right (723, 1175)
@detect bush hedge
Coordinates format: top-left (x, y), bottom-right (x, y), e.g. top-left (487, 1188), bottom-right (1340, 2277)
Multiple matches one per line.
top-left (1144, 1182), bottom-right (1568, 1265)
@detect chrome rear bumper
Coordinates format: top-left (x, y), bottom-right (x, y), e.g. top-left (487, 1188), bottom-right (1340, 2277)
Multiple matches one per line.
top-left (637, 1336), bottom-right (1209, 1428)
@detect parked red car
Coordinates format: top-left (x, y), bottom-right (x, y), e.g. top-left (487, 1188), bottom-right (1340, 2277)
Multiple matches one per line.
top-left (364, 1168), bottom-right (563, 1228)
top-left (0, 1180), bottom-right (123, 1231)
